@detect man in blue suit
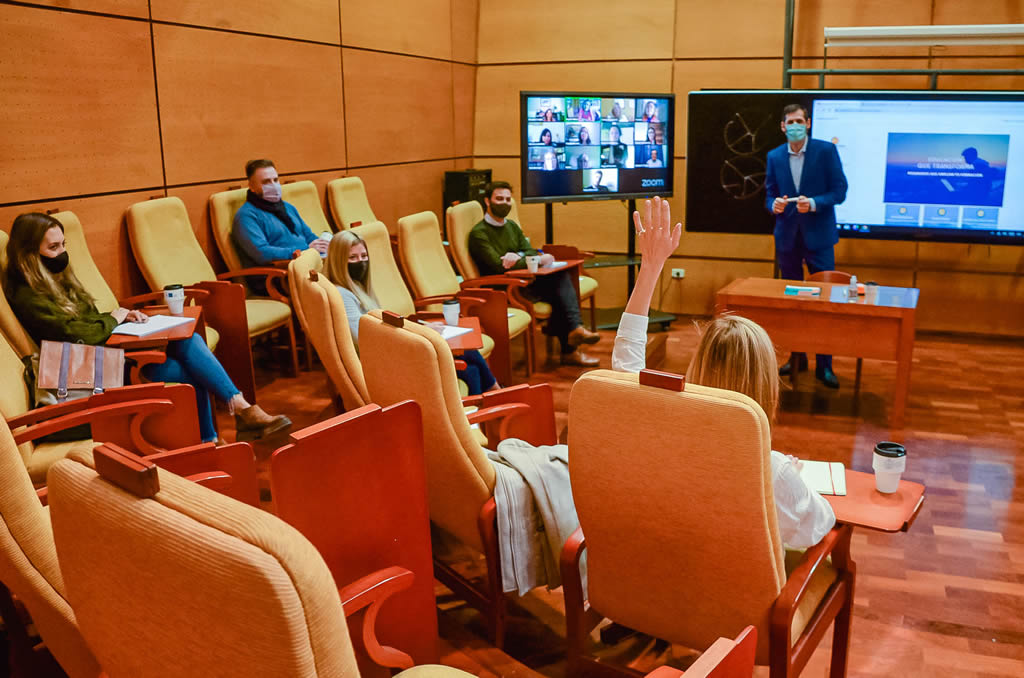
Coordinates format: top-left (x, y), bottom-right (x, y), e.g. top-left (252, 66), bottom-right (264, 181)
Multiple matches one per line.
top-left (765, 104), bottom-right (848, 389)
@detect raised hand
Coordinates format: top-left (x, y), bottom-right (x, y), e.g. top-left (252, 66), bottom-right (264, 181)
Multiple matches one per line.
top-left (633, 196), bottom-right (682, 273)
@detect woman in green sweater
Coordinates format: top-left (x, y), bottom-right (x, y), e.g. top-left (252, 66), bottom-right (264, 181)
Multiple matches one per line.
top-left (5, 212), bottom-right (291, 443)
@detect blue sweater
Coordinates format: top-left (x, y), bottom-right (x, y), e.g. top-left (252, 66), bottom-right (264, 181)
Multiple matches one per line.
top-left (232, 201), bottom-right (317, 267)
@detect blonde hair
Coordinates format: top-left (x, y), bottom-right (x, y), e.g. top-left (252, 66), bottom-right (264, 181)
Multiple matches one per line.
top-left (6, 212), bottom-right (94, 315)
top-left (323, 230), bottom-right (377, 311)
top-left (685, 314), bottom-right (779, 426)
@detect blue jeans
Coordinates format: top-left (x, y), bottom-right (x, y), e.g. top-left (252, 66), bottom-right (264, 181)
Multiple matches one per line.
top-left (776, 229), bottom-right (835, 371)
top-left (457, 349), bottom-right (497, 395)
top-left (141, 333), bottom-right (240, 442)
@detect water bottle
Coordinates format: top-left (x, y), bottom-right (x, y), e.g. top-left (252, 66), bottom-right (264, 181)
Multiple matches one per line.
top-left (848, 275), bottom-right (858, 302)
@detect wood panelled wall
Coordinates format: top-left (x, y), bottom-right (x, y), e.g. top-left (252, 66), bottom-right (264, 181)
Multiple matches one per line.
top-left (473, 0), bottom-right (1024, 337)
top-left (0, 0), bottom-right (478, 298)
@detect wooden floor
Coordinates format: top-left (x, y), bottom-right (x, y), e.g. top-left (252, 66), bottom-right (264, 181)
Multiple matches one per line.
top-left (227, 321), bottom-right (1024, 678)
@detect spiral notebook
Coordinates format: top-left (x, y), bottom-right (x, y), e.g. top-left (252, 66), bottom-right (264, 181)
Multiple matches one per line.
top-left (111, 314), bottom-right (194, 337)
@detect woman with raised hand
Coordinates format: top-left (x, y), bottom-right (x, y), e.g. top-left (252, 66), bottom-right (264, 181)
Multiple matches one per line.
top-left (5, 212), bottom-right (292, 443)
top-left (324, 230), bottom-right (499, 396)
top-left (613, 197), bottom-right (835, 548)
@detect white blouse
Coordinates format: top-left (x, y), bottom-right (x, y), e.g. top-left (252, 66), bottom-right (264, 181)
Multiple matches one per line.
top-left (612, 311), bottom-right (836, 548)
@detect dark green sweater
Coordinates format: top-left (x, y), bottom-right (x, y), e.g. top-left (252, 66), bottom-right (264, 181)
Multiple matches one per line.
top-left (5, 274), bottom-right (118, 346)
top-left (467, 218), bottom-right (539, 276)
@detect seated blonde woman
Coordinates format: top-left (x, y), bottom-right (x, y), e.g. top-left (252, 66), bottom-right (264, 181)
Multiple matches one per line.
top-left (613, 197), bottom-right (835, 548)
top-left (323, 230), bottom-right (498, 395)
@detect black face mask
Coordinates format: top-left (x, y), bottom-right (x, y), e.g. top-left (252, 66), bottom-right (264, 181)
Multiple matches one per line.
top-left (41, 251), bottom-right (70, 274)
top-left (348, 260), bottom-right (369, 283)
top-left (490, 203), bottom-right (511, 219)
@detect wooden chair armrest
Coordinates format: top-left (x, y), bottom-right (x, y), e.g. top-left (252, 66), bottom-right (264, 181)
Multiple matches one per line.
top-left (36, 487), bottom-right (48, 507)
top-left (145, 442), bottom-right (259, 506)
top-left (772, 524), bottom-right (853, 633)
top-left (465, 403), bottom-right (532, 446)
top-left (413, 294), bottom-right (457, 308)
top-left (453, 359), bottom-right (467, 370)
top-left (126, 350), bottom-right (168, 384)
top-left (11, 399), bottom-right (173, 446)
top-left (461, 274), bottom-right (530, 289)
top-left (182, 471), bottom-right (233, 492)
top-left (6, 384), bottom-right (168, 429)
top-left (461, 394), bottom-right (484, 407)
top-left (338, 566), bottom-right (416, 671)
top-left (216, 267), bottom-right (289, 303)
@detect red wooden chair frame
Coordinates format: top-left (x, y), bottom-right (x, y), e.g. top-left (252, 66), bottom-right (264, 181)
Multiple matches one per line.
top-left (270, 401), bottom-right (438, 671)
top-left (561, 524), bottom-right (855, 678)
top-left (431, 382), bottom-right (557, 648)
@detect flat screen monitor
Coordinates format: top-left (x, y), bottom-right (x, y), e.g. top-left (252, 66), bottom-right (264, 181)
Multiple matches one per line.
top-left (686, 90), bottom-right (1024, 246)
top-left (520, 91), bottom-right (675, 203)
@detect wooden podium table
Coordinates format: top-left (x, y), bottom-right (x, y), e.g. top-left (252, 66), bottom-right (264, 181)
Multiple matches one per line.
top-left (827, 470), bottom-right (925, 532)
top-left (716, 278), bottom-right (920, 428)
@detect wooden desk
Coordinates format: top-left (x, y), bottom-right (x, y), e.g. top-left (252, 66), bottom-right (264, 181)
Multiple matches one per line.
top-left (447, 316), bottom-right (484, 352)
top-left (415, 316), bottom-right (484, 351)
top-left (506, 258), bottom-right (585, 279)
top-left (826, 470), bottom-right (925, 533)
top-left (105, 306), bottom-right (202, 350)
top-left (716, 277), bottom-right (920, 428)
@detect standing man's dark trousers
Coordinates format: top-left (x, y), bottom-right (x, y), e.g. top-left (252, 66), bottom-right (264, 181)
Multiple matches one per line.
top-left (777, 229), bottom-right (834, 372)
top-left (526, 271), bottom-right (582, 354)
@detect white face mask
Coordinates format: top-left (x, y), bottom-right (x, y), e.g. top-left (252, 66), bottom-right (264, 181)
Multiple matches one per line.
top-left (261, 181), bottom-right (282, 202)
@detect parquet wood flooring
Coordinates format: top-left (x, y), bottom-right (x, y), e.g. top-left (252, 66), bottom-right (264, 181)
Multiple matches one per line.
top-left (224, 321), bottom-right (1024, 677)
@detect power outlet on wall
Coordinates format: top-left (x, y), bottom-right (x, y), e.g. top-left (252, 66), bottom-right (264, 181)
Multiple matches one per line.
top-left (671, 268), bottom-right (686, 279)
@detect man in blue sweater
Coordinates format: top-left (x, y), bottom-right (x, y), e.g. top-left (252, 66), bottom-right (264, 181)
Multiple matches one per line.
top-left (232, 159), bottom-right (328, 268)
top-left (765, 104), bottom-right (848, 389)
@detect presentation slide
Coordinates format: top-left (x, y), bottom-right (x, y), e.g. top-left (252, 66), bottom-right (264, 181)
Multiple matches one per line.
top-left (522, 92), bottom-right (674, 202)
top-left (811, 99), bottom-right (1024, 234)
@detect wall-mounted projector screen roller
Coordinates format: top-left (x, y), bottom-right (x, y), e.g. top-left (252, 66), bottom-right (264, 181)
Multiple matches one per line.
top-left (686, 90), bottom-right (1024, 246)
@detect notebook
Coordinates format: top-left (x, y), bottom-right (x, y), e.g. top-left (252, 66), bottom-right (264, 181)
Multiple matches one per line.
top-left (798, 460), bottom-right (847, 496)
top-left (111, 314), bottom-right (194, 337)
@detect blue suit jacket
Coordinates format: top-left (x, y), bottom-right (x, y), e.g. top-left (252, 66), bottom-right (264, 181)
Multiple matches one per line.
top-left (764, 138), bottom-right (848, 252)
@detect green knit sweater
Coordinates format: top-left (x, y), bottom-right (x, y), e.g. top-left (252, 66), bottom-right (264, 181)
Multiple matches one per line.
top-left (5, 273), bottom-right (118, 346)
top-left (467, 218), bottom-right (539, 276)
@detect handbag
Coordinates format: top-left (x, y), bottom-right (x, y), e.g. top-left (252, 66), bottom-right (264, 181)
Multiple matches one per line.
top-left (35, 340), bottom-right (125, 403)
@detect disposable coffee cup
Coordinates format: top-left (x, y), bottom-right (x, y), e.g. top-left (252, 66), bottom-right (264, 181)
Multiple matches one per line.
top-left (872, 442), bottom-right (907, 493)
top-left (163, 284), bottom-right (185, 316)
top-left (442, 298), bottom-right (460, 326)
top-left (865, 283), bottom-right (880, 304)
top-left (525, 255), bottom-right (541, 273)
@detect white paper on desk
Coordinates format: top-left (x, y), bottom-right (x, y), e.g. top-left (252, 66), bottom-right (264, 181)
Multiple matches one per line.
top-left (546, 261), bottom-right (568, 268)
top-left (419, 322), bottom-right (473, 341)
top-left (798, 460), bottom-right (847, 496)
top-left (111, 314), bottom-right (193, 337)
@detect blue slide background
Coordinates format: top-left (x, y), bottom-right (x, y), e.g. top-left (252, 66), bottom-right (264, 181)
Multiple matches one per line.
top-left (883, 133), bottom-right (1008, 207)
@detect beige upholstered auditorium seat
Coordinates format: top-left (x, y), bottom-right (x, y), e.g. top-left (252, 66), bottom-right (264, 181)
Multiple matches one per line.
top-left (0, 231), bottom-right (40, 358)
top-left (208, 186), bottom-right (249, 272)
top-left (0, 416), bottom-right (101, 678)
top-left (126, 196), bottom-right (297, 374)
top-left (564, 370), bottom-right (855, 678)
top-left (327, 176), bottom-right (377, 230)
top-left (48, 446), bottom-right (474, 678)
top-left (290, 256), bottom-right (370, 412)
top-left (281, 180), bottom-right (333, 236)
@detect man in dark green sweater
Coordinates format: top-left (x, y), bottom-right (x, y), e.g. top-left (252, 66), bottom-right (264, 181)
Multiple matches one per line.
top-left (468, 181), bottom-right (599, 366)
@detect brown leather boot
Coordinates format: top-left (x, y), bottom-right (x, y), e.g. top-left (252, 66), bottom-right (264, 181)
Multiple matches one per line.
top-left (560, 349), bottom-right (599, 367)
top-left (567, 326), bottom-right (600, 347)
top-left (234, 405), bottom-right (292, 441)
